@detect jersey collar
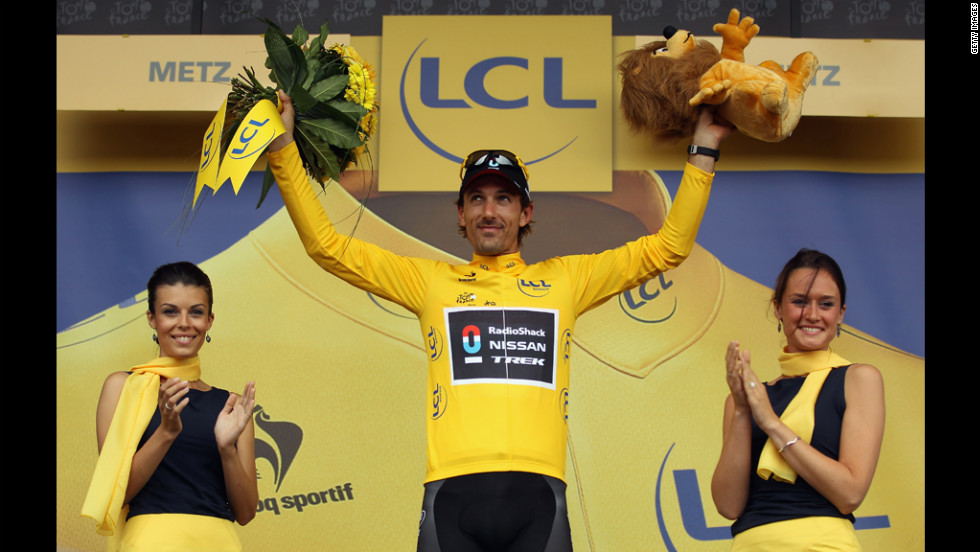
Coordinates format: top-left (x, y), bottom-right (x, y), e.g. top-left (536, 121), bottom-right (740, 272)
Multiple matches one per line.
top-left (470, 252), bottom-right (526, 274)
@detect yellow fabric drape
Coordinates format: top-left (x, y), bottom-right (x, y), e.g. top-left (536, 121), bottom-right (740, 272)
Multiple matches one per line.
top-left (81, 356), bottom-right (202, 544)
top-left (757, 348), bottom-right (849, 483)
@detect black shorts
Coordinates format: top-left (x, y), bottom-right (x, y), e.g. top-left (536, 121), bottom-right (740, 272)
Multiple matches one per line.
top-left (416, 471), bottom-right (573, 552)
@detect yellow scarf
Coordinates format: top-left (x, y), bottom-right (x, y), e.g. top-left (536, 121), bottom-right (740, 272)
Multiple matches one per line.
top-left (81, 356), bottom-right (201, 542)
top-left (757, 348), bottom-right (849, 483)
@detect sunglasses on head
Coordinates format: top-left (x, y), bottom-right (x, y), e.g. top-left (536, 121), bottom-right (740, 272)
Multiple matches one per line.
top-left (460, 150), bottom-right (530, 182)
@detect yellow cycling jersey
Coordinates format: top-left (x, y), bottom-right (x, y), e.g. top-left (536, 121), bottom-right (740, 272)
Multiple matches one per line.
top-left (267, 143), bottom-right (714, 483)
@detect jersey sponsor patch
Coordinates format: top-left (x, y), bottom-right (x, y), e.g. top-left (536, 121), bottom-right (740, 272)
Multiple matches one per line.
top-left (445, 307), bottom-right (558, 388)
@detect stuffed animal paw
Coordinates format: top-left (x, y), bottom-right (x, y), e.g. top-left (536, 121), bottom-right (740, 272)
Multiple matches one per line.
top-left (713, 8), bottom-right (759, 62)
top-left (619, 8), bottom-right (818, 143)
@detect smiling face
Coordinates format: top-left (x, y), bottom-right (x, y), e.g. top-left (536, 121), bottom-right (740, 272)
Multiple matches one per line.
top-left (774, 268), bottom-right (846, 353)
top-left (457, 176), bottom-right (533, 256)
top-left (147, 284), bottom-right (214, 359)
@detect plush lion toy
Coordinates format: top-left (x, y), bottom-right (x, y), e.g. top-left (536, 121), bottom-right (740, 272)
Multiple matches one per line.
top-left (619, 9), bottom-right (818, 143)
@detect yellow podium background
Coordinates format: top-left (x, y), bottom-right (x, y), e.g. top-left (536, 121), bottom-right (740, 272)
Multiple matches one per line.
top-left (57, 23), bottom-right (923, 552)
top-left (58, 168), bottom-right (923, 551)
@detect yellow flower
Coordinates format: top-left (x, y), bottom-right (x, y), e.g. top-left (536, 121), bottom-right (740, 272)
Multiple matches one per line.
top-left (329, 43), bottom-right (377, 116)
top-left (359, 110), bottom-right (378, 140)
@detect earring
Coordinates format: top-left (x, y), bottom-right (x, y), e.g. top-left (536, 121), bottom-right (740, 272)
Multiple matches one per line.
top-left (837, 325), bottom-right (841, 338)
top-left (777, 320), bottom-right (782, 333)
top-left (206, 334), bottom-right (212, 343)
top-left (152, 333), bottom-right (158, 343)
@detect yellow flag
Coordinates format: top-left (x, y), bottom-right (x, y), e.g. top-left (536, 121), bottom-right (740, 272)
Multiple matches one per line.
top-left (215, 99), bottom-right (286, 195)
top-left (194, 97), bottom-right (227, 207)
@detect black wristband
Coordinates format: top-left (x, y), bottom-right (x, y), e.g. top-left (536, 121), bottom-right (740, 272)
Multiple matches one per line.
top-left (688, 145), bottom-right (720, 161)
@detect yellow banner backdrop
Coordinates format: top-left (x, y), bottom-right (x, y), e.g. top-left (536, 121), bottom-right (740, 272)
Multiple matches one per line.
top-left (56, 32), bottom-right (923, 118)
top-left (56, 34), bottom-right (349, 112)
top-left (379, 15), bottom-right (614, 193)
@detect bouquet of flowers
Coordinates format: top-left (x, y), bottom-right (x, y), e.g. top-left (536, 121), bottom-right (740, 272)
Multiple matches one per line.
top-left (226, 18), bottom-right (378, 207)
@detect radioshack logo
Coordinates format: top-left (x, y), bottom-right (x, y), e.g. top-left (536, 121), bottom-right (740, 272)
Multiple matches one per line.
top-left (253, 404), bottom-right (357, 516)
top-left (446, 307), bottom-right (558, 388)
top-left (619, 273), bottom-right (676, 323)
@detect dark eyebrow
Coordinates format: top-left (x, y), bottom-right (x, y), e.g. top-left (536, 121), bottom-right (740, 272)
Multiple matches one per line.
top-left (789, 293), bottom-right (838, 301)
top-left (160, 302), bottom-right (208, 309)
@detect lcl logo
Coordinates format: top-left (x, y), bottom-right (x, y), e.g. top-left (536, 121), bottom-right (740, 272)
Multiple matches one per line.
top-left (417, 56), bottom-right (596, 110)
top-left (227, 117), bottom-right (277, 160)
top-left (619, 273), bottom-right (677, 324)
top-left (399, 39), bottom-right (596, 164)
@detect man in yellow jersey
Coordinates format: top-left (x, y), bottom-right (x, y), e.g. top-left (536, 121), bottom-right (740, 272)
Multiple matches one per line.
top-left (266, 90), bottom-right (731, 551)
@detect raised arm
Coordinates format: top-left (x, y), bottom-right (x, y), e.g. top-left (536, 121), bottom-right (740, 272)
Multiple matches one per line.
top-left (563, 107), bottom-right (734, 310)
top-left (264, 91), bottom-right (428, 315)
top-left (648, 107), bottom-right (733, 266)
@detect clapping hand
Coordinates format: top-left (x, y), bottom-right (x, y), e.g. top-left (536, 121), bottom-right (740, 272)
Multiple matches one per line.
top-left (215, 381), bottom-right (256, 451)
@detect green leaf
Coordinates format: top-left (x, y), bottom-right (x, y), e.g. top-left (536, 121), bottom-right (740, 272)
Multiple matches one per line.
top-left (290, 24), bottom-right (309, 48)
top-left (299, 99), bottom-right (367, 129)
top-left (309, 75), bottom-right (349, 103)
top-left (256, 164), bottom-right (277, 209)
top-left (295, 127), bottom-right (342, 182)
top-left (306, 21), bottom-right (330, 60)
top-left (261, 18), bottom-right (307, 95)
top-left (325, 99), bottom-right (369, 126)
top-left (300, 145), bottom-right (327, 184)
top-left (302, 58), bottom-right (321, 90)
top-left (290, 85), bottom-right (319, 114)
top-left (297, 118), bottom-right (364, 150)
top-left (317, 21), bottom-right (330, 47)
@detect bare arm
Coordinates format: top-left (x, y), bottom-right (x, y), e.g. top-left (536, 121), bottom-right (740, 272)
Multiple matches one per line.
top-left (95, 372), bottom-right (192, 505)
top-left (736, 351), bottom-right (885, 515)
top-left (215, 382), bottom-right (259, 525)
top-left (710, 342), bottom-right (753, 519)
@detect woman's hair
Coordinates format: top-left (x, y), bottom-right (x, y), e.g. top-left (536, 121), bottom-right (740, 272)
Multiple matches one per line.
top-left (772, 248), bottom-right (847, 306)
top-left (146, 261), bottom-right (214, 313)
